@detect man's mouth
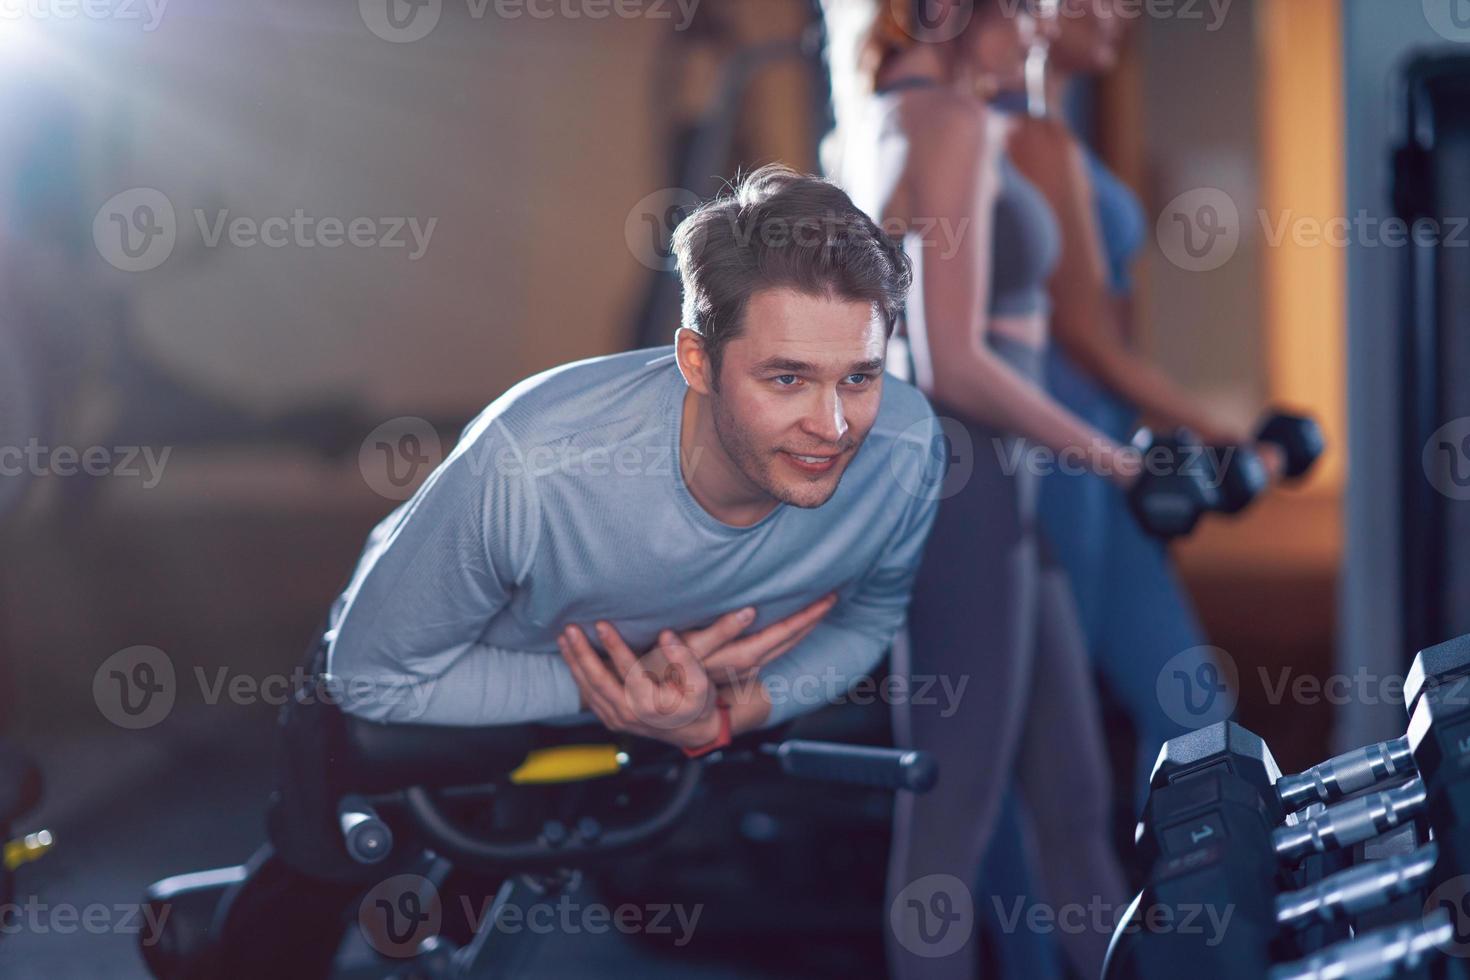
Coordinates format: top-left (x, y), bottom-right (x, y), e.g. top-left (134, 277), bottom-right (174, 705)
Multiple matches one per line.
top-left (781, 449), bottom-right (844, 473)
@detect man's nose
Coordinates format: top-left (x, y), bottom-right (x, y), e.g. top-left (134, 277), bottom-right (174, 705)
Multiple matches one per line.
top-left (803, 389), bottom-right (849, 445)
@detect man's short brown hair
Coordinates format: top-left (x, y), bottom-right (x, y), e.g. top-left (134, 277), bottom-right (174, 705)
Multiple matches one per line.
top-left (671, 164), bottom-right (911, 384)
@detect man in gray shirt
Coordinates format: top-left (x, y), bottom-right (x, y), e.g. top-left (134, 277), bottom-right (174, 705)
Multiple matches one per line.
top-left (327, 163), bottom-right (941, 753)
top-left (205, 165), bottom-right (942, 979)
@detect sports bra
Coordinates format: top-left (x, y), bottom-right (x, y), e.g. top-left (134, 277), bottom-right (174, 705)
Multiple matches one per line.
top-left (1082, 143), bottom-right (1146, 297)
top-left (874, 76), bottom-right (1060, 318)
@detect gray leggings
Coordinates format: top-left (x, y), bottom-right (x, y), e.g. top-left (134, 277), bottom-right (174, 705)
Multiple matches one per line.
top-left (885, 336), bottom-right (1127, 980)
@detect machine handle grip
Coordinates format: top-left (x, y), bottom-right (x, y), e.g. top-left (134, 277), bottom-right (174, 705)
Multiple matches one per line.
top-left (338, 794), bottom-right (394, 865)
top-left (762, 740), bottom-right (938, 793)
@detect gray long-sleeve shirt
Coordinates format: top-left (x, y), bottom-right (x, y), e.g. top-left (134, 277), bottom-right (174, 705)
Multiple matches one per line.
top-left (325, 345), bottom-right (942, 727)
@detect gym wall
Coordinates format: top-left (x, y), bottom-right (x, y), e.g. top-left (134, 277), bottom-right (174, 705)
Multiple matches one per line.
top-left (8, 2), bottom-right (678, 420)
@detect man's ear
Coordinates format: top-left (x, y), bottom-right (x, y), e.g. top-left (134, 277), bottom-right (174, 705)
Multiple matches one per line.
top-left (674, 327), bottom-right (715, 397)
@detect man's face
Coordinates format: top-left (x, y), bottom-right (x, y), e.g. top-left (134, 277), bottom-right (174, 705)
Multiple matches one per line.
top-left (708, 287), bottom-right (887, 509)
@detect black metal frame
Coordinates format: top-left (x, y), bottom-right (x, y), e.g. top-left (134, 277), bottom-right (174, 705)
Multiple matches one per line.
top-left (1392, 51), bottom-right (1470, 659)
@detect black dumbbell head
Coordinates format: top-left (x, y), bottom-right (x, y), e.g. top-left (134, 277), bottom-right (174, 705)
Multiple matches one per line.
top-left (1127, 428), bottom-right (1221, 538)
top-left (1133, 426), bottom-right (1193, 455)
top-left (1136, 767), bottom-right (1284, 870)
top-left (1150, 722), bottom-right (1285, 799)
top-left (1105, 787), bottom-right (1281, 980)
top-left (1257, 412), bottom-right (1325, 480)
top-left (1107, 821), bottom-right (1278, 980)
top-left (1213, 444), bottom-right (1269, 515)
top-left (1407, 671), bottom-right (1470, 834)
top-left (1405, 633), bottom-right (1470, 718)
top-left (1136, 724), bottom-right (1289, 877)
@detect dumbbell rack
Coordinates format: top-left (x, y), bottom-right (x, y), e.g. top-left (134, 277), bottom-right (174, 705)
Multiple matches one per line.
top-left (1103, 634), bottom-right (1470, 979)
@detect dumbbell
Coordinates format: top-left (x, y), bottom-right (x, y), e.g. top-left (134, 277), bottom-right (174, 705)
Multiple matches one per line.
top-left (1211, 443), bottom-right (1272, 515)
top-left (1131, 636), bottom-right (1469, 879)
top-left (1108, 741), bottom-right (1436, 979)
top-left (1203, 410), bottom-right (1326, 515)
top-left (1127, 425), bottom-right (1288, 531)
top-left (1106, 635), bottom-right (1470, 978)
top-left (1130, 725), bottom-right (1420, 878)
top-left (1268, 635), bottom-right (1470, 875)
top-left (1108, 730), bottom-right (1423, 970)
top-left (1268, 909), bottom-right (1462, 980)
top-left (1129, 701), bottom-right (1432, 878)
top-left (1273, 840), bottom-right (1438, 933)
top-left (1137, 632), bottom-right (1470, 858)
top-left (1210, 408), bottom-right (1326, 514)
top-left (1118, 715), bottom-right (1470, 975)
top-left (1104, 808), bottom-right (1448, 979)
top-left (1256, 410), bottom-right (1326, 482)
top-left (1130, 686), bottom-right (1470, 953)
top-left (1127, 427), bottom-right (1221, 538)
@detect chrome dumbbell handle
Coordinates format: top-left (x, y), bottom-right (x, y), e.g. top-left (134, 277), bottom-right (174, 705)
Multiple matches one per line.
top-left (1267, 909), bottom-right (1451, 980)
top-left (1272, 777), bottom-right (1426, 864)
top-left (1274, 843), bottom-right (1438, 929)
top-left (1276, 736), bottom-right (1414, 813)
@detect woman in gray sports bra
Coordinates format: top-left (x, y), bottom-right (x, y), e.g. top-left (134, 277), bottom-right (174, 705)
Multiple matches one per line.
top-left (821, 2), bottom-right (1129, 978)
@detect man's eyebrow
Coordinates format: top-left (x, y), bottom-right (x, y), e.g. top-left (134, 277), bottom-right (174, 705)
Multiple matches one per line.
top-left (750, 356), bottom-right (886, 374)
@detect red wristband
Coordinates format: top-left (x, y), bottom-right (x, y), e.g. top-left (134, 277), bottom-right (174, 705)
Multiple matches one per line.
top-left (681, 698), bottom-right (732, 759)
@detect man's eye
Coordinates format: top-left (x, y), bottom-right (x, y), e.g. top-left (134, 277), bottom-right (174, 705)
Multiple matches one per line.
top-left (773, 375), bottom-right (799, 386)
top-left (846, 373), bottom-right (874, 386)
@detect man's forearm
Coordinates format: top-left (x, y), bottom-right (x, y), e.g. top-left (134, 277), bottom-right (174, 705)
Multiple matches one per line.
top-left (334, 644), bottom-right (583, 726)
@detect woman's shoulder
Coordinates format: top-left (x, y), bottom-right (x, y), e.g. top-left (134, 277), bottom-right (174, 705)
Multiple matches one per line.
top-left (896, 93), bottom-right (1004, 194)
top-left (894, 87), bottom-right (987, 144)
